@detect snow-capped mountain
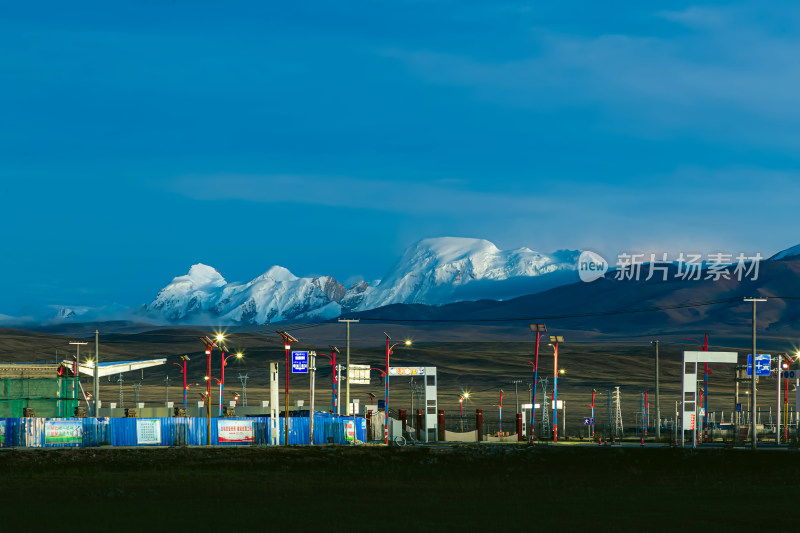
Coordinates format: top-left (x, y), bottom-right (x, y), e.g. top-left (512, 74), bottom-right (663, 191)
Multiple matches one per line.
top-left (355, 237), bottom-right (580, 309)
top-left (142, 237), bottom-right (580, 325)
top-left (147, 264), bottom-right (345, 324)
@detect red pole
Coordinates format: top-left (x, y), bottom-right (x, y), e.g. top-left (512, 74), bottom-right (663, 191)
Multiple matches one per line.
top-left (553, 341), bottom-right (559, 443)
top-left (385, 335), bottom-right (390, 445)
top-left (182, 360), bottom-right (187, 409)
top-left (499, 390), bottom-right (504, 434)
top-left (437, 409), bottom-right (445, 442)
top-left (332, 351), bottom-right (337, 415)
top-left (591, 389), bottom-right (595, 439)
top-left (219, 350), bottom-right (226, 417)
top-left (517, 413), bottom-right (523, 441)
top-left (284, 342), bottom-right (291, 446)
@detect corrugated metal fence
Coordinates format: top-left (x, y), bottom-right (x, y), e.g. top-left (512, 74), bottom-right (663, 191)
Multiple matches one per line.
top-left (0, 413), bottom-right (366, 447)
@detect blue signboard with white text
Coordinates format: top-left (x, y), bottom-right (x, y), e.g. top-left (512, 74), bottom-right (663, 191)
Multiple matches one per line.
top-left (292, 351), bottom-right (309, 373)
top-left (746, 354), bottom-right (771, 377)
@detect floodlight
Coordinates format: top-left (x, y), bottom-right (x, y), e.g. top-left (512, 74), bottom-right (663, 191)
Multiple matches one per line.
top-left (530, 324), bottom-right (547, 333)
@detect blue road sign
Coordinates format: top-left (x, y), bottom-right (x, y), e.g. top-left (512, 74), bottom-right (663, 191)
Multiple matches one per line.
top-left (292, 351), bottom-right (309, 373)
top-left (583, 417), bottom-right (593, 425)
top-left (746, 354), bottom-right (771, 377)
top-left (736, 403), bottom-right (742, 413)
top-left (782, 370), bottom-right (797, 379)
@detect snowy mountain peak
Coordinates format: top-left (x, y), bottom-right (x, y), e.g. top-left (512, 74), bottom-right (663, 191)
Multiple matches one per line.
top-left (357, 237), bottom-right (580, 309)
top-left (257, 266), bottom-right (298, 282)
top-left (407, 237), bottom-right (500, 264)
top-left (182, 264), bottom-right (227, 290)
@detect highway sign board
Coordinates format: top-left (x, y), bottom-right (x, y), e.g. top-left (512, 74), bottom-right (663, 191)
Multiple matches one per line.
top-left (291, 351), bottom-right (308, 373)
top-left (782, 370), bottom-right (797, 379)
top-left (747, 354), bottom-right (771, 376)
top-left (583, 417), bottom-right (593, 425)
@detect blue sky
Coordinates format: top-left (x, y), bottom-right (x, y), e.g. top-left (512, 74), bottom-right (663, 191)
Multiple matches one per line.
top-left (3, 1), bottom-right (800, 317)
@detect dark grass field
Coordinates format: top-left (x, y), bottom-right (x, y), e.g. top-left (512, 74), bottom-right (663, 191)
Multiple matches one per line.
top-left (1, 444), bottom-right (798, 532)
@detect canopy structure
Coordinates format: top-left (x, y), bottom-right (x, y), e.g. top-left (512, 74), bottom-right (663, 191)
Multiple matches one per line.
top-left (76, 358), bottom-right (167, 378)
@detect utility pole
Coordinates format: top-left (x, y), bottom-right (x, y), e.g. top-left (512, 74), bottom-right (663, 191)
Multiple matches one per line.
top-left (164, 375), bottom-right (170, 405)
top-left (511, 379), bottom-right (523, 414)
top-left (339, 319), bottom-right (359, 415)
top-left (276, 331), bottom-right (298, 447)
top-left (744, 297), bottom-right (767, 450)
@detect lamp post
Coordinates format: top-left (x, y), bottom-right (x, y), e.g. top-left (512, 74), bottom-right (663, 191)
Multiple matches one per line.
top-left (220, 351), bottom-right (243, 416)
top-left (591, 388), bottom-right (596, 439)
top-left (205, 376), bottom-right (223, 420)
top-left (369, 367), bottom-right (389, 443)
top-left (549, 335), bottom-right (564, 443)
top-left (316, 346), bottom-right (340, 414)
top-left (276, 330), bottom-right (298, 447)
top-left (173, 355), bottom-right (190, 409)
top-left (198, 335), bottom-right (221, 446)
top-left (384, 333), bottom-right (411, 445)
top-left (459, 396), bottom-right (464, 432)
top-left (528, 324), bottom-right (546, 443)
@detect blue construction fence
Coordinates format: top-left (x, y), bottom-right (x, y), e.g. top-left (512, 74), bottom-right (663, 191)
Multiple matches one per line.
top-left (0, 413), bottom-right (366, 447)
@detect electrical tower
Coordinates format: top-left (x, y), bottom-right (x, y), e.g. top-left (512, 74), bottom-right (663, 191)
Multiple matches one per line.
top-left (539, 377), bottom-right (550, 437)
top-left (132, 381), bottom-right (142, 405)
top-left (238, 373), bottom-right (249, 406)
top-left (606, 390), bottom-right (612, 438)
top-left (613, 386), bottom-right (624, 437)
top-left (118, 373), bottom-right (124, 408)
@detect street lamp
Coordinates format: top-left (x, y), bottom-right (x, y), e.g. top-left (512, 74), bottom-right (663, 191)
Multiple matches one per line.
top-left (316, 346), bottom-right (340, 414)
top-left (220, 351), bottom-right (243, 416)
top-left (528, 324), bottom-right (546, 443)
top-left (198, 335), bottom-right (221, 446)
top-left (205, 375), bottom-right (223, 417)
top-left (549, 335), bottom-right (564, 443)
top-left (276, 330), bottom-right (299, 447)
top-left (173, 355), bottom-right (191, 409)
top-left (384, 333), bottom-right (412, 445)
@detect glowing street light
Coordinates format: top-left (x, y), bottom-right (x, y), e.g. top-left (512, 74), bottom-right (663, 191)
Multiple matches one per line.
top-left (220, 351), bottom-right (243, 416)
top-left (384, 333), bottom-right (412, 445)
top-left (528, 324), bottom-right (546, 443)
top-left (276, 330), bottom-right (299, 447)
top-left (173, 355), bottom-right (191, 409)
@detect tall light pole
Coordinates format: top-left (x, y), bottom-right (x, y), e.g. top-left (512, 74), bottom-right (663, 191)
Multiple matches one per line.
top-left (93, 330), bottom-right (99, 416)
top-left (744, 297), bottom-right (767, 450)
top-left (220, 351), bottom-right (243, 415)
top-left (652, 340), bottom-right (660, 440)
top-left (199, 335), bottom-right (222, 445)
top-left (173, 355), bottom-right (190, 409)
top-left (549, 335), bottom-right (564, 443)
top-left (384, 333), bottom-right (411, 444)
top-left (339, 319), bottom-right (359, 416)
top-left (528, 324), bottom-right (546, 443)
top-left (276, 330), bottom-right (298, 446)
top-left (316, 346), bottom-right (340, 414)
top-left (591, 389), bottom-right (596, 439)
top-left (68, 341), bottom-right (87, 410)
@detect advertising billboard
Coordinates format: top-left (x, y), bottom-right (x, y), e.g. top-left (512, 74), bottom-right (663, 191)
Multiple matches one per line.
top-left (44, 420), bottom-right (83, 445)
top-left (217, 419), bottom-right (255, 443)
